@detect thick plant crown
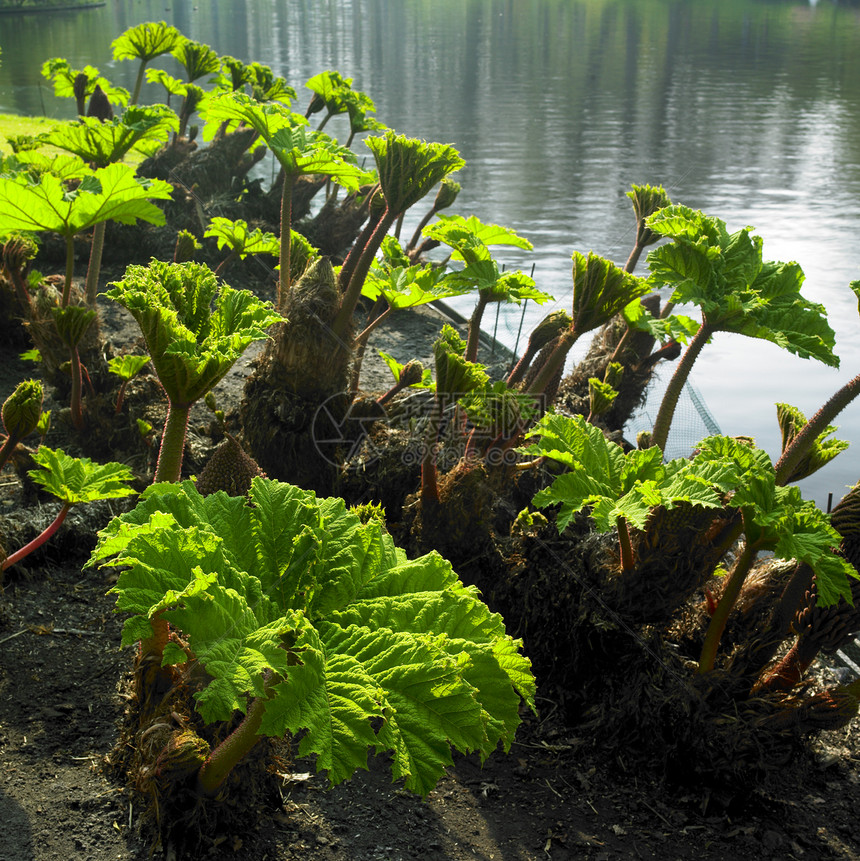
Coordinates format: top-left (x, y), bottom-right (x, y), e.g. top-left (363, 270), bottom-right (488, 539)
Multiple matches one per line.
top-left (89, 478), bottom-right (535, 796)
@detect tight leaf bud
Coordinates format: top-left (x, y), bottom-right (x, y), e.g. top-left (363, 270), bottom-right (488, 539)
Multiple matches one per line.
top-left (2, 379), bottom-right (43, 442)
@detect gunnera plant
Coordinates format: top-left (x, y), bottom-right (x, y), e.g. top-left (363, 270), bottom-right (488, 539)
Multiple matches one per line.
top-left (89, 477), bottom-right (534, 854)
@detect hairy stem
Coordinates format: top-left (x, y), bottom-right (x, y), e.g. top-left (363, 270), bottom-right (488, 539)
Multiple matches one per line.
top-left (153, 401), bottom-right (191, 483)
top-left (420, 399), bottom-right (443, 506)
top-left (756, 633), bottom-right (821, 695)
top-left (333, 207), bottom-right (398, 340)
top-left (406, 204), bottom-right (439, 252)
top-left (607, 326), bottom-right (633, 365)
top-left (130, 60), bottom-right (148, 106)
top-left (350, 304), bottom-right (391, 393)
top-left (2, 502), bottom-right (72, 571)
top-left (506, 344), bottom-right (538, 387)
top-left (214, 249), bottom-right (238, 277)
top-left (277, 172), bottom-right (297, 311)
top-left (774, 372), bottom-right (860, 486)
top-left (616, 516), bottom-right (635, 572)
top-left (115, 380), bottom-right (130, 414)
top-left (650, 320), bottom-right (713, 454)
top-left (84, 221), bottom-right (106, 307)
top-left (525, 329), bottom-right (578, 396)
top-left (196, 690), bottom-right (271, 797)
top-left (62, 235), bottom-right (75, 307)
top-left (0, 433), bottom-right (20, 473)
top-left (623, 241), bottom-right (645, 274)
top-left (376, 378), bottom-right (408, 408)
top-left (69, 344), bottom-right (85, 431)
top-left (465, 293), bottom-right (490, 364)
top-left (337, 188), bottom-right (381, 292)
top-left (698, 533), bottom-right (760, 674)
top-left (7, 266), bottom-right (32, 315)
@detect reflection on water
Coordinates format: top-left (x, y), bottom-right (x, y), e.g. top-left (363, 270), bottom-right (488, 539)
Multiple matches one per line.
top-left (1, 0), bottom-right (859, 504)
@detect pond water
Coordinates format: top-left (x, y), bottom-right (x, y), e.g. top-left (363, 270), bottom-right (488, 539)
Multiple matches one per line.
top-left (1, 0), bottom-right (859, 507)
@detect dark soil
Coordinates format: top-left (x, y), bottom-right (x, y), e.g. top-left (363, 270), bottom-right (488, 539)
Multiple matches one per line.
top-left (3, 544), bottom-right (860, 861)
top-left (3, 277), bottom-right (860, 861)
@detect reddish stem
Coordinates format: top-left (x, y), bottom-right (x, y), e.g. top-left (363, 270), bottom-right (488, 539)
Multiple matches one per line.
top-left (650, 320), bottom-right (713, 454)
top-left (755, 635), bottom-right (821, 694)
top-left (69, 345), bottom-right (85, 431)
top-left (338, 194), bottom-right (382, 293)
top-left (2, 502), bottom-right (72, 571)
top-left (526, 329), bottom-right (578, 396)
top-left (153, 401), bottom-right (191, 483)
top-left (333, 207), bottom-right (399, 340)
top-left (420, 400), bottom-right (443, 506)
top-left (8, 267), bottom-right (32, 314)
top-left (466, 293), bottom-right (490, 363)
top-left (196, 687), bottom-right (271, 797)
top-left (698, 531), bottom-right (761, 674)
top-left (616, 516), bottom-right (635, 572)
top-left (774, 372), bottom-right (860, 486)
top-left (0, 434), bottom-right (19, 473)
top-left (277, 172), bottom-right (297, 311)
top-left (506, 344), bottom-right (538, 386)
top-left (62, 235), bottom-right (75, 308)
top-left (115, 380), bottom-right (130, 414)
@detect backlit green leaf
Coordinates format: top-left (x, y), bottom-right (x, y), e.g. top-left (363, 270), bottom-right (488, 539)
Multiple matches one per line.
top-left (29, 446), bottom-right (137, 506)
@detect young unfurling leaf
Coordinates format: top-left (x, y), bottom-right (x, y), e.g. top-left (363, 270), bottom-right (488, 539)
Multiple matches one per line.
top-left (104, 260), bottom-right (281, 481)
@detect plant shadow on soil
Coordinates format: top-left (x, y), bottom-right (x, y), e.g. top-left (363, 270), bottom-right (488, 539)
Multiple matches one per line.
top-left (3, 277), bottom-right (860, 861)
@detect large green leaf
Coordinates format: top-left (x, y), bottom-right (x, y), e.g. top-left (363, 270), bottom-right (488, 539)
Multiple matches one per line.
top-left (45, 106), bottom-right (178, 167)
top-left (90, 478), bottom-right (534, 796)
top-left (204, 217), bottom-right (280, 259)
top-left (172, 38), bottom-right (220, 83)
top-left (366, 130), bottom-right (465, 216)
top-left (524, 415), bottom-right (724, 532)
top-left (571, 251), bottom-right (651, 335)
top-left (433, 324), bottom-right (489, 398)
top-left (201, 93), bottom-right (368, 189)
top-left (111, 21), bottom-right (182, 63)
top-left (361, 261), bottom-right (468, 309)
top-left (647, 205), bottom-right (838, 367)
top-left (0, 161), bottom-right (172, 239)
top-left (622, 297), bottom-right (699, 345)
top-left (305, 70), bottom-right (354, 116)
top-left (423, 214), bottom-right (533, 262)
top-left (690, 436), bottom-right (857, 603)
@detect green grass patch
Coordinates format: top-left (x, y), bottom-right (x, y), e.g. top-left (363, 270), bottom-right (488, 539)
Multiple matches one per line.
top-left (0, 113), bottom-right (60, 153)
top-left (0, 112), bottom-right (148, 164)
